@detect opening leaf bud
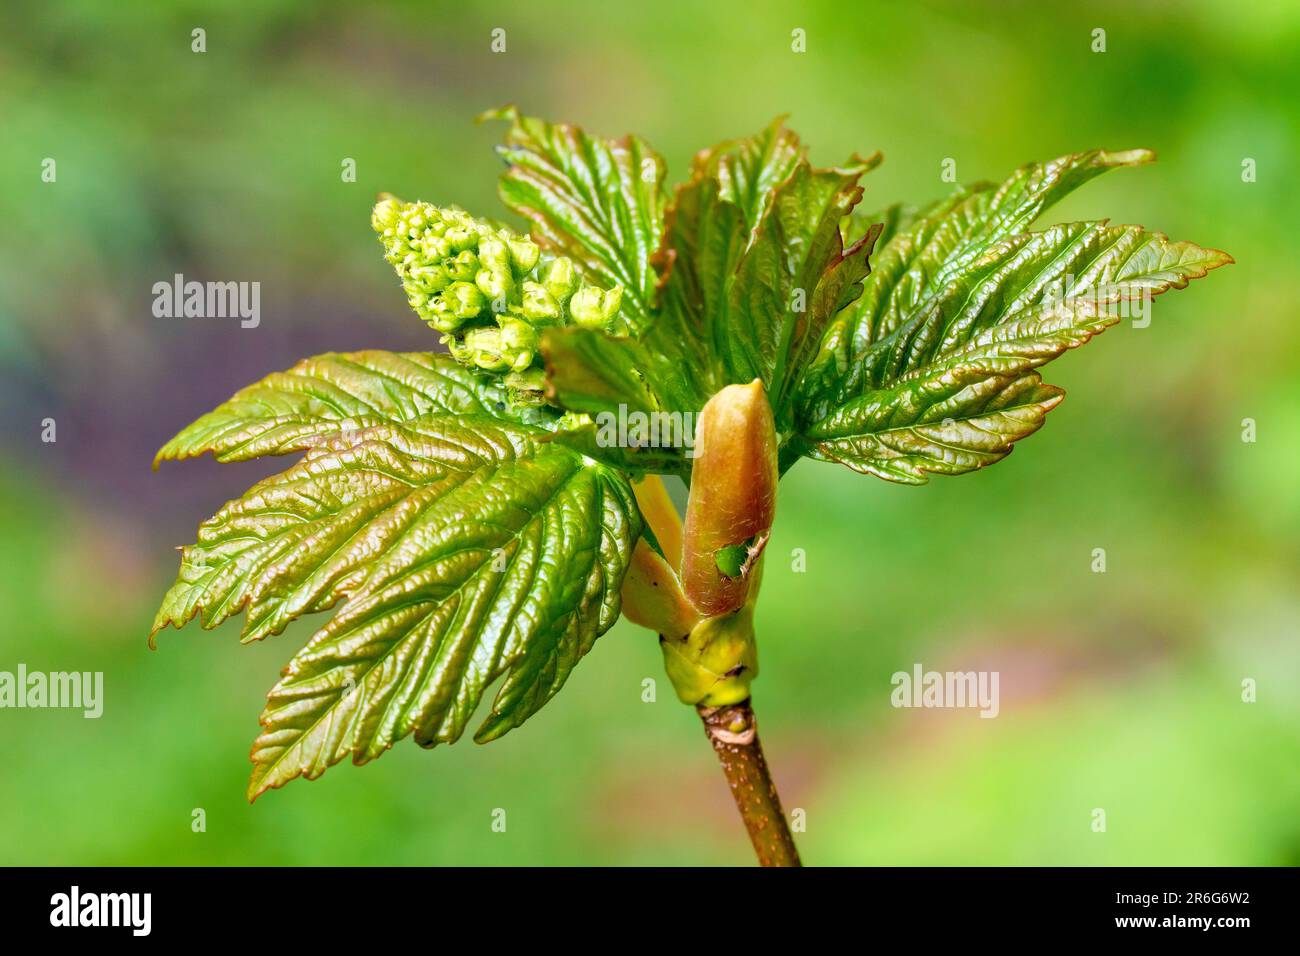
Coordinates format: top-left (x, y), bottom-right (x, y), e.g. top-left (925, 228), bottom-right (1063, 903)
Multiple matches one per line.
top-left (680, 379), bottom-right (778, 616)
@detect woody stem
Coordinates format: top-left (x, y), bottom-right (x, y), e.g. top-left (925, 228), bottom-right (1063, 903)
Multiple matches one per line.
top-left (697, 698), bottom-right (801, 867)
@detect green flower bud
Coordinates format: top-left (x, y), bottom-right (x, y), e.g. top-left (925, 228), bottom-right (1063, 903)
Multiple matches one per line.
top-left (425, 281), bottom-right (486, 332)
top-left (520, 281), bottom-right (562, 326)
top-left (477, 236), bottom-right (511, 272)
top-left (444, 225), bottom-right (479, 253)
top-left (447, 250), bottom-right (479, 282)
top-left (475, 267), bottom-right (512, 305)
top-left (569, 284), bottom-right (623, 329)
top-left (371, 196), bottom-right (403, 234)
top-left (498, 317), bottom-right (539, 371)
top-left (541, 257), bottom-right (578, 307)
top-left (447, 280), bottom-right (487, 317)
top-left (461, 326), bottom-right (510, 371)
top-left (504, 366), bottom-right (547, 395)
top-left (372, 196), bottom-right (629, 406)
top-left (508, 238), bottom-right (540, 275)
top-left (408, 264), bottom-right (452, 295)
top-left (446, 335), bottom-right (472, 366)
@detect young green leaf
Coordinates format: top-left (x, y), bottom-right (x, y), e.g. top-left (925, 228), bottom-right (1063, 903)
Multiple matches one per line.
top-left (764, 160), bottom-right (884, 417)
top-left (794, 366), bottom-right (1065, 483)
top-left (651, 119), bottom-right (882, 418)
top-left (536, 326), bottom-right (666, 419)
top-left (486, 106), bottom-right (667, 334)
top-left (154, 350), bottom-right (554, 468)
top-left (791, 151), bottom-right (1232, 482)
top-left (697, 116), bottom-right (804, 228)
top-left (152, 351), bottom-right (642, 798)
top-left (245, 425), bottom-right (639, 798)
top-left (799, 150), bottom-right (1162, 412)
top-left (153, 417), bottom-right (543, 644)
top-left (539, 119), bottom-right (885, 432)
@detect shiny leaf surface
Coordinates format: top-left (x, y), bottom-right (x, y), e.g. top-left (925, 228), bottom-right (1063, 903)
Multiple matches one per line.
top-left (488, 106), bottom-right (666, 334)
top-left (152, 352), bottom-right (640, 798)
top-left (155, 350), bottom-right (552, 467)
top-left (792, 151), bottom-right (1232, 482)
top-left (541, 119), bottom-right (886, 432)
top-left (652, 119), bottom-right (882, 415)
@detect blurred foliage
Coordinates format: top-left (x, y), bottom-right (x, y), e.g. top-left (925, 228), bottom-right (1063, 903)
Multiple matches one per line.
top-left (0, 0), bottom-right (1297, 865)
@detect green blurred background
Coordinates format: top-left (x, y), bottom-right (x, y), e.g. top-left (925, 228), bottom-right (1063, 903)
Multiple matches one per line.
top-left (1, 0), bottom-right (1297, 865)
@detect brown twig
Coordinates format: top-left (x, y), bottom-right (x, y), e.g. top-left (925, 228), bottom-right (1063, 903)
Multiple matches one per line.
top-left (698, 698), bottom-right (801, 866)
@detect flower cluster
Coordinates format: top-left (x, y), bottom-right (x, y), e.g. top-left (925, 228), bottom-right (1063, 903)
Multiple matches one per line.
top-left (372, 197), bottom-right (622, 402)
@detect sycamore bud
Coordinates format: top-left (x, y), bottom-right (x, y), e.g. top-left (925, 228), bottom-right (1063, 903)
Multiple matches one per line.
top-left (680, 380), bottom-right (779, 617)
top-left (661, 587), bottom-right (759, 707)
top-left (620, 477), bottom-right (698, 639)
top-left (623, 540), bottom-right (702, 641)
top-left (619, 478), bottom-right (762, 708)
top-left (372, 195), bottom-right (625, 405)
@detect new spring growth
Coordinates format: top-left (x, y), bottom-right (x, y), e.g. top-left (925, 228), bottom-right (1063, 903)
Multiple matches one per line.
top-left (625, 385), bottom-right (776, 707)
top-left (621, 475), bottom-right (759, 707)
top-left (372, 196), bottom-right (624, 402)
top-left (680, 380), bottom-right (779, 617)
top-left (661, 574), bottom-right (761, 707)
top-left (621, 477), bottom-right (700, 641)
